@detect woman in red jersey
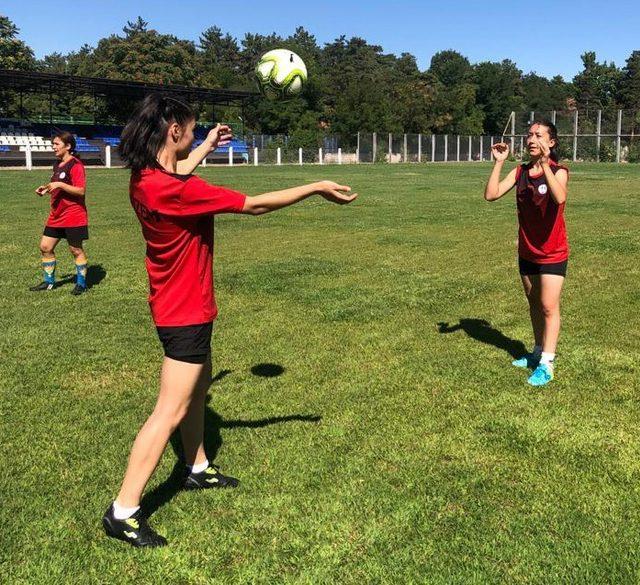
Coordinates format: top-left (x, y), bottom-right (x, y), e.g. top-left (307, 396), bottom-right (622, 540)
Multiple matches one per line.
top-left (484, 120), bottom-right (569, 388)
top-left (102, 94), bottom-right (357, 547)
top-left (30, 131), bottom-right (89, 295)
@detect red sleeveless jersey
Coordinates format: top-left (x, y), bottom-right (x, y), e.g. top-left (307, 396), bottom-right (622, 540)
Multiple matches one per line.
top-left (129, 168), bottom-right (246, 327)
top-left (46, 156), bottom-right (88, 228)
top-left (515, 161), bottom-right (569, 263)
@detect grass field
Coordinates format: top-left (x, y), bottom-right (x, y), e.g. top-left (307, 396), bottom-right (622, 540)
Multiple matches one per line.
top-left (1, 162), bottom-right (639, 583)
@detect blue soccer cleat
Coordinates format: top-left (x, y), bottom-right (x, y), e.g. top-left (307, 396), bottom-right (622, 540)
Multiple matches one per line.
top-left (527, 363), bottom-right (554, 387)
top-left (512, 353), bottom-right (540, 369)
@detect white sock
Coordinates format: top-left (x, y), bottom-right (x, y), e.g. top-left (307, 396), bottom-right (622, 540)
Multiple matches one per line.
top-left (112, 500), bottom-right (140, 520)
top-left (189, 459), bottom-right (209, 474)
top-left (540, 352), bottom-right (555, 368)
top-left (533, 345), bottom-right (543, 357)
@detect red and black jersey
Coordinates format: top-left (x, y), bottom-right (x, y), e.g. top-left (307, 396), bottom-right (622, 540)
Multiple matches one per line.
top-left (515, 161), bottom-right (569, 264)
top-left (129, 168), bottom-right (247, 327)
top-left (46, 156), bottom-right (88, 228)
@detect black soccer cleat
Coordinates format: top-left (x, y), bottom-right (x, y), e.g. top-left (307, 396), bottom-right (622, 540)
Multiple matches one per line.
top-left (29, 281), bottom-right (54, 291)
top-left (70, 284), bottom-right (87, 296)
top-left (102, 505), bottom-right (167, 548)
top-left (183, 463), bottom-right (240, 490)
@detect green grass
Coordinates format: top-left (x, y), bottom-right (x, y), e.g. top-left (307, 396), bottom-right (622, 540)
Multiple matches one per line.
top-left (1, 162), bottom-right (639, 583)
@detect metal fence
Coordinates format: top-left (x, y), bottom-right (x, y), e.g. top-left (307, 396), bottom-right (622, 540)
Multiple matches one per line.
top-left (246, 109), bottom-right (639, 166)
top-left (1, 109), bottom-right (638, 169)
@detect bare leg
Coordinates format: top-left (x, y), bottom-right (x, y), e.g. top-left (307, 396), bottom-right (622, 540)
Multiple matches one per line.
top-left (68, 240), bottom-right (87, 265)
top-left (521, 274), bottom-right (544, 347)
top-left (539, 274), bottom-right (565, 354)
top-left (179, 355), bottom-right (211, 467)
top-left (115, 357), bottom-right (205, 508)
top-left (39, 235), bottom-right (59, 261)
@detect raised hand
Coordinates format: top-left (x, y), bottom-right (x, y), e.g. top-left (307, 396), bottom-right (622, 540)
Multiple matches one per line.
top-left (491, 142), bottom-right (510, 162)
top-left (314, 181), bottom-right (358, 205)
top-left (205, 124), bottom-right (233, 151)
top-left (534, 136), bottom-right (551, 164)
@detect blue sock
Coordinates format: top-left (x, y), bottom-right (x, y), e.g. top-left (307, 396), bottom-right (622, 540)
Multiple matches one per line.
top-left (43, 260), bottom-right (56, 285)
top-left (75, 262), bottom-right (87, 288)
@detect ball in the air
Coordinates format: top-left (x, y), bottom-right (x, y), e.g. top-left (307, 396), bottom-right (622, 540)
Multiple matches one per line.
top-left (255, 49), bottom-right (308, 100)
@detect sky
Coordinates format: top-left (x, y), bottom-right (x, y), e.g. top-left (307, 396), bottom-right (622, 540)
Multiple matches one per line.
top-left (2, 0), bottom-right (639, 80)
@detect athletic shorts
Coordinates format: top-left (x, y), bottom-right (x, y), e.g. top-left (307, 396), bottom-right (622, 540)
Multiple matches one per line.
top-left (43, 225), bottom-right (89, 241)
top-left (519, 257), bottom-right (568, 277)
top-left (155, 322), bottom-right (213, 364)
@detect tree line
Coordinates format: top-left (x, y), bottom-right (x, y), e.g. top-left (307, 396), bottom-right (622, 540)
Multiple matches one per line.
top-left (1, 15), bottom-right (638, 140)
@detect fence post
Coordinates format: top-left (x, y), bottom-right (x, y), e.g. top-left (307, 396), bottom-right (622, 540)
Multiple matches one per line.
top-left (490, 136), bottom-right (495, 161)
top-left (530, 111), bottom-right (535, 125)
top-left (105, 145), bottom-right (111, 168)
top-left (456, 135), bottom-right (461, 162)
top-left (431, 135), bottom-right (436, 162)
top-left (520, 136), bottom-right (524, 160)
top-left (616, 109), bottom-right (622, 163)
top-left (403, 133), bottom-right (407, 163)
top-left (468, 136), bottom-right (472, 161)
top-left (418, 133), bottom-right (422, 163)
top-left (388, 133), bottom-right (392, 163)
top-left (202, 153), bottom-right (207, 167)
top-left (510, 112), bottom-right (516, 154)
top-left (319, 148), bottom-right (323, 165)
top-left (356, 132), bottom-right (360, 164)
top-left (276, 147), bottom-right (281, 166)
top-left (552, 110), bottom-right (557, 125)
top-left (228, 146), bottom-right (233, 166)
top-left (253, 147), bottom-right (258, 166)
top-left (596, 110), bottom-right (602, 162)
top-left (573, 110), bottom-right (578, 162)
top-left (299, 148), bottom-right (303, 166)
top-left (338, 148), bottom-right (342, 165)
top-left (25, 144), bottom-right (32, 170)
top-left (444, 135), bottom-right (448, 162)
top-left (480, 136), bottom-right (484, 162)
top-left (372, 132), bottom-right (377, 163)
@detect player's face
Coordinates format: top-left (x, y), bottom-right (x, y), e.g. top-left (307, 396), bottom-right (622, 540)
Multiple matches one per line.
top-left (527, 124), bottom-right (554, 155)
top-left (52, 137), bottom-right (70, 159)
top-left (175, 119), bottom-right (196, 160)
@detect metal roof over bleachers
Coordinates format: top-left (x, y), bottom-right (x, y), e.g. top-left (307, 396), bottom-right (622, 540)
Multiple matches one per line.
top-left (0, 69), bottom-right (257, 106)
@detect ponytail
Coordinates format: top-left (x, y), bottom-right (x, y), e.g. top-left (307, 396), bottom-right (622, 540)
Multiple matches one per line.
top-left (533, 119), bottom-right (560, 162)
top-left (119, 93), bottom-right (195, 173)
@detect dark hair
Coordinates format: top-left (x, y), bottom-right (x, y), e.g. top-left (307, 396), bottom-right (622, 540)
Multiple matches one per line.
top-left (531, 119), bottom-right (559, 162)
top-left (119, 93), bottom-right (195, 172)
top-left (53, 131), bottom-right (77, 157)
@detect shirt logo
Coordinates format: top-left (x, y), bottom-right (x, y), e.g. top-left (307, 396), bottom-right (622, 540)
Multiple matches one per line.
top-left (538, 184), bottom-right (548, 195)
top-left (59, 171), bottom-right (66, 179)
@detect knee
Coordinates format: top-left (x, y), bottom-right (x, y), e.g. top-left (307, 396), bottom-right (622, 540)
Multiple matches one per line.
top-left (151, 403), bottom-right (190, 431)
top-left (40, 242), bottom-right (54, 255)
top-left (540, 302), bottom-right (558, 318)
top-left (69, 246), bottom-right (84, 259)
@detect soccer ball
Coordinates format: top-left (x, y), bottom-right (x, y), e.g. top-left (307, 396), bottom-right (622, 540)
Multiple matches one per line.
top-left (255, 49), bottom-right (308, 100)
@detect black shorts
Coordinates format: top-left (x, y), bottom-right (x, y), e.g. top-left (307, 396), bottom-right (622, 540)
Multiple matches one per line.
top-left (156, 322), bottom-right (213, 364)
top-left (43, 225), bottom-right (89, 241)
top-left (519, 257), bottom-right (568, 277)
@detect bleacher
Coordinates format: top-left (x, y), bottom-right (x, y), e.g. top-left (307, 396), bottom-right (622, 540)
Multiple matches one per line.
top-left (0, 120), bottom-right (250, 166)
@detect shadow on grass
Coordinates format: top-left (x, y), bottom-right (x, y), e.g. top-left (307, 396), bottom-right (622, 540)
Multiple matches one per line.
top-left (437, 318), bottom-right (526, 359)
top-left (49, 264), bottom-right (107, 289)
top-left (251, 363), bottom-right (285, 377)
top-left (141, 368), bottom-right (320, 518)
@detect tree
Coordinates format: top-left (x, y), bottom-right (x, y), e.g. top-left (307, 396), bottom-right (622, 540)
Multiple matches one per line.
top-left (573, 51), bottom-right (621, 110)
top-left (618, 51), bottom-right (640, 110)
top-left (475, 59), bottom-right (524, 133)
top-left (0, 15), bottom-right (35, 70)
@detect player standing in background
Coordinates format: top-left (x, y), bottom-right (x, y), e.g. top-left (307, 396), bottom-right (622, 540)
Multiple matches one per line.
top-left (30, 131), bottom-right (89, 295)
top-left (484, 120), bottom-right (569, 387)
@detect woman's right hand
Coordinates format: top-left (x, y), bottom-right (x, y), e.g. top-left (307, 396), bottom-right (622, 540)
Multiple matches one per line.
top-left (35, 185), bottom-right (48, 196)
top-left (314, 181), bottom-right (358, 205)
top-left (491, 142), bottom-right (510, 163)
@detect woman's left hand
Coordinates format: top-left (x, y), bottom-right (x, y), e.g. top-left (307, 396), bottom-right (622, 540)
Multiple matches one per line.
top-left (535, 137), bottom-right (551, 164)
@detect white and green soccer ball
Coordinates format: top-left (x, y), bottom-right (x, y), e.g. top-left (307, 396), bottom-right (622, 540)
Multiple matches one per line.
top-left (255, 49), bottom-right (308, 100)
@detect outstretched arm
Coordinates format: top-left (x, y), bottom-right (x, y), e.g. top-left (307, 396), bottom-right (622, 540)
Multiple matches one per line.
top-left (242, 181), bottom-right (357, 215)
